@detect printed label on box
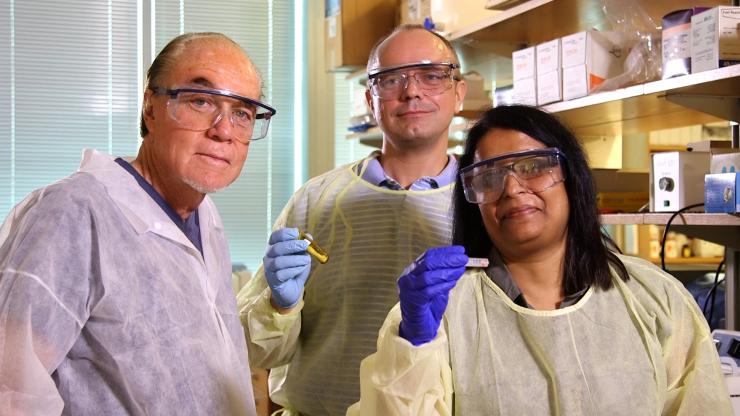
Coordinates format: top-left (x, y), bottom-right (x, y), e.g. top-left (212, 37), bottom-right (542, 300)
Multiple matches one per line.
top-left (536, 70), bottom-right (561, 105)
top-left (513, 77), bottom-right (537, 106)
top-left (562, 65), bottom-right (587, 100)
top-left (536, 39), bottom-right (561, 74)
top-left (512, 47), bottom-right (536, 80)
top-left (691, 6), bottom-right (740, 72)
top-left (561, 32), bottom-right (586, 68)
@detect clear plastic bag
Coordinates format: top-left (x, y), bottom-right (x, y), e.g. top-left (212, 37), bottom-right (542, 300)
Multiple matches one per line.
top-left (595, 0), bottom-right (662, 92)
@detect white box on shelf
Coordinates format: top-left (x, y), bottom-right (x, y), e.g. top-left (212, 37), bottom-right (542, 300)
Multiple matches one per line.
top-left (691, 6), bottom-right (740, 73)
top-left (399, 0), bottom-right (431, 25)
top-left (650, 151), bottom-right (710, 212)
top-left (536, 39), bottom-right (560, 75)
top-left (561, 31), bottom-right (587, 68)
top-left (513, 77), bottom-right (537, 106)
top-left (662, 8), bottom-right (709, 78)
top-left (711, 151), bottom-right (740, 174)
top-left (560, 30), bottom-right (626, 99)
top-left (512, 47), bottom-right (536, 81)
top-left (536, 70), bottom-right (561, 105)
top-left (351, 88), bottom-right (371, 117)
top-left (562, 65), bottom-right (588, 100)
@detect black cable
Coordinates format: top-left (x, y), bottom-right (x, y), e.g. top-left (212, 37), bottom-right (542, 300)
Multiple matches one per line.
top-left (707, 261), bottom-right (726, 329)
top-left (702, 260), bottom-right (725, 317)
top-left (660, 203), bottom-right (704, 273)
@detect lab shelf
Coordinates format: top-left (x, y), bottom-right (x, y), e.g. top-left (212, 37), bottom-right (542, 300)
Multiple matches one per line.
top-left (346, 127), bottom-right (384, 149)
top-left (542, 65), bottom-right (740, 136)
top-left (448, 0), bottom-right (739, 137)
top-left (650, 257), bottom-right (725, 275)
top-left (600, 213), bottom-right (740, 250)
top-left (448, 0), bottom-right (730, 45)
top-left (649, 256), bottom-right (724, 265)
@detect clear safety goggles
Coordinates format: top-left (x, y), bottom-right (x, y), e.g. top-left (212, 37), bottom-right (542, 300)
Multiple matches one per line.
top-left (460, 147), bottom-right (567, 204)
top-left (367, 61), bottom-right (460, 100)
top-left (151, 86), bottom-right (277, 143)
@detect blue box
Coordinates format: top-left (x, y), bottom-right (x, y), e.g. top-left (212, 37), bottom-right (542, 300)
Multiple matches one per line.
top-left (705, 173), bottom-right (739, 213)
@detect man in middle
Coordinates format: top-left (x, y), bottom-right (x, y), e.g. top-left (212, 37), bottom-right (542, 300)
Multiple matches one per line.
top-left (238, 24), bottom-right (467, 415)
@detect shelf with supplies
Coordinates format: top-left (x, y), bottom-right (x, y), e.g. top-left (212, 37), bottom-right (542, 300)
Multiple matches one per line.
top-left (443, 0), bottom-right (740, 330)
top-left (541, 64), bottom-right (740, 137)
top-left (448, 0), bottom-right (729, 46)
top-left (649, 256), bottom-right (724, 265)
top-left (600, 213), bottom-right (740, 249)
top-left (346, 127), bottom-right (384, 149)
top-left (650, 257), bottom-right (725, 273)
top-left (446, 0), bottom-right (739, 137)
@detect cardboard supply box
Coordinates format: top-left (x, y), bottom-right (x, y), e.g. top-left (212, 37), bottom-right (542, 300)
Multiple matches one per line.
top-left (513, 77), bottom-right (537, 106)
top-left (705, 173), bottom-right (739, 213)
top-left (399, 0), bottom-right (431, 25)
top-left (535, 39), bottom-right (561, 105)
top-left (560, 30), bottom-right (626, 100)
top-left (596, 192), bottom-right (649, 213)
top-left (536, 39), bottom-right (561, 75)
top-left (512, 47), bottom-right (537, 105)
top-left (536, 69), bottom-right (562, 105)
top-left (592, 169), bottom-right (649, 213)
top-left (325, 0), bottom-right (396, 71)
top-left (711, 152), bottom-right (740, 174)
top-left (512, 47), bottom-right (536, 80)
top-left (662, 8), bottom-right (709, 78)
top-left (691, 6), bottom-right (740, 73)
top-left (351, 88), bottom-right (371, 118)
top-left (460, 72), bottom-right (492, 113)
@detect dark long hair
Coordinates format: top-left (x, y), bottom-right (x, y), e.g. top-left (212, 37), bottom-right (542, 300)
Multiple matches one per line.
top-left (452, 105), bottom-right (629, 292)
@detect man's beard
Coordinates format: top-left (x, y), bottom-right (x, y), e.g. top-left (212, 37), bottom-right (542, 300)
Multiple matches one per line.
top-left (182, 176), bottom-right (226, 194)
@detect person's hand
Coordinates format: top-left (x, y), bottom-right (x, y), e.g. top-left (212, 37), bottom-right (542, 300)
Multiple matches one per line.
top-left (398, 246), bottom-right (468, 346)
top-left (263, 228), bottom-right (311, 309)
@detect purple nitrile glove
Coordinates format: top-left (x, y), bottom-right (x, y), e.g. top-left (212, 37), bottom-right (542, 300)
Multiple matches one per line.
top-left (398, 245), bottom-right (468, 346)
top-left (263, 227), bottom-right (312, 308)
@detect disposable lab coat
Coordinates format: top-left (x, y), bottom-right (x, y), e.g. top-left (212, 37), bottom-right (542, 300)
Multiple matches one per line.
top-left (0, 149), bottom-right (256, 416)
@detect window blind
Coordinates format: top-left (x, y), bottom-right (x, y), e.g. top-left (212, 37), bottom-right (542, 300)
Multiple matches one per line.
top-left (334, 75), bottom-right (374, 167)
top-left (0, 0), bottom-right (299, 273)
top-left (0, 0), bottom-right (139, 217)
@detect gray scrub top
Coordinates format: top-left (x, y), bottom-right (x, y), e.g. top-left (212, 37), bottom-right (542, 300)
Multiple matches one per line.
top-left (0, 149), bottom-right (256, 416)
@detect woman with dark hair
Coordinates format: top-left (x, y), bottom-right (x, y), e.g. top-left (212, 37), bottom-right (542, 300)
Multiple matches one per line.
top-left (349, 105), bottom-right (731, 415)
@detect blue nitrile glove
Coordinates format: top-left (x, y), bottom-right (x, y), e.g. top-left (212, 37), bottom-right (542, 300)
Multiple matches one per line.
top-left (263, 228), bottom-right (312, 308)
top-left (398, 246), bottom-right (468, 346)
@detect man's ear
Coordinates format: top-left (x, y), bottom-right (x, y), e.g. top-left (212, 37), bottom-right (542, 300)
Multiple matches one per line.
top-left (454, 79), bottom-right (467, 113)
top-left (365, 88), bottom-right (375, 114)
top-left (142, 89), bottom-right (155, 130)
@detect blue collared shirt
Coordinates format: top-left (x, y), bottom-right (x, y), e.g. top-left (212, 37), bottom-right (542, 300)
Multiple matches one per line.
top-left (115, 158), bottom-right (203, 254)
top-left (356, 151), bottom-right (458, 190)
